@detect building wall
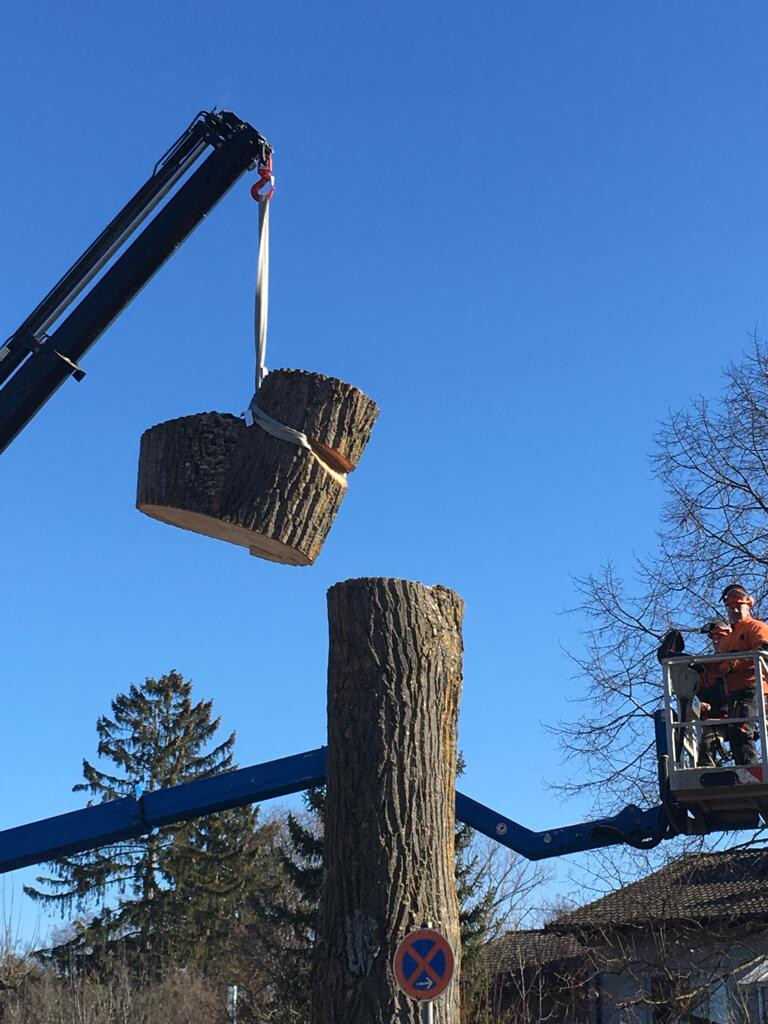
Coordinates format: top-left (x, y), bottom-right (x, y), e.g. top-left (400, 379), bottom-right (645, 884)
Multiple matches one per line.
top-left (592, 927), bottom-right (768, 1024)
top-left (491, 923), bottom-right (768, 1024)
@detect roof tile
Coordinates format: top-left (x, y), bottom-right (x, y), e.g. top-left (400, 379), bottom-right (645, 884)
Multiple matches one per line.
top-left (550, 849), bottom-right (768, 930)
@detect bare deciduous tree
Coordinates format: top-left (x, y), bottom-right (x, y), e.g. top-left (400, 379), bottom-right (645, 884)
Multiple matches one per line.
top-left (551, 338), bottom-right (768, 836)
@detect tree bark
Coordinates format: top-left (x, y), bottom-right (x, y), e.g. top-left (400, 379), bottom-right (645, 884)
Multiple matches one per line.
top-left (136, 370), bottom-right (378, 566)
top-left (313, 577), bottom-right (464, 1024)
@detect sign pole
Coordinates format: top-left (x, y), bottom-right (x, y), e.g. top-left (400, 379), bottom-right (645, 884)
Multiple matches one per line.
top-left (422, 919), bottom-right (434, 1024)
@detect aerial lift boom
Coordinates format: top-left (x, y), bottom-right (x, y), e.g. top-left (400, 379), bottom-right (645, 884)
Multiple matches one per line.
top-left (4, 648), bottom-right (766, 878)
top-left (0, 746), bottom-right (670, 875)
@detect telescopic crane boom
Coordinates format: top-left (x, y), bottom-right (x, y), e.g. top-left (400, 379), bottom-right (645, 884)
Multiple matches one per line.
top-left (0, 110), bottom-right (271, 454)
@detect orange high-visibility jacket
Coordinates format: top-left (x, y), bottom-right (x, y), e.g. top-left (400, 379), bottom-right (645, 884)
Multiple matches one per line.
top-left (718, 617), bottom-right (768, 694)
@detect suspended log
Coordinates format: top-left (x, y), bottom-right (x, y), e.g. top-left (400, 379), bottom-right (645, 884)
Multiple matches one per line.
top-left (136, 370), bottom-right (378, 565)
top-left (312, 577), bottom-right (464, 1024)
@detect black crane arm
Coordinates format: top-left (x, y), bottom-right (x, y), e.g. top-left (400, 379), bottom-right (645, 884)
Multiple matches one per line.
top-left (0, 110), bottom-right (271, 454)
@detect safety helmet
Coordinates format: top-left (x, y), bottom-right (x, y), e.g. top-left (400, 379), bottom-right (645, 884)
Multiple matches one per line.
top-left (720, 584), bottom-right (754, 608)
top-left (699, 616), bottom-right (730, 636)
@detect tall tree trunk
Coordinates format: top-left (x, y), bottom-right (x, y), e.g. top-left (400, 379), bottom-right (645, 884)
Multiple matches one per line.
top-left (313, 577), bottom-right (464, 1024)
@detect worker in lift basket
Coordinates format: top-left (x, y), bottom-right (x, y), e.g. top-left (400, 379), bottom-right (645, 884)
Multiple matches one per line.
top-left (695, 617), bottom-right (731, 767)
top-left (717, 584), bottom-right (768, 766)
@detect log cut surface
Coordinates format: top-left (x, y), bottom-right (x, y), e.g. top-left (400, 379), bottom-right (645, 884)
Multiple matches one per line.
top-left (313, 577), bottom-right (464, 1024)
top-left (136, 370), bottom-right (378, 565)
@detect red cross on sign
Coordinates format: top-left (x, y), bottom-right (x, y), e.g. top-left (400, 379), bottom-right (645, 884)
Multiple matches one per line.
top-left (393, 927), bottom-right (455, 1001)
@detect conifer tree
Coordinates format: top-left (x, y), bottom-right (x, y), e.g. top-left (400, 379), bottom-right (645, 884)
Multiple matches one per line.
top-left (239, 787), bottom-right (325, 1021)
top-left (26, 670), bottom-right (257, 976)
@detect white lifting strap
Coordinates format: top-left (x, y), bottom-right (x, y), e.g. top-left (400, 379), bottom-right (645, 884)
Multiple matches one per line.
top-left (254, 190), bottom-right (270, 392)
top-left (245, 161), bottom-right (311, 453)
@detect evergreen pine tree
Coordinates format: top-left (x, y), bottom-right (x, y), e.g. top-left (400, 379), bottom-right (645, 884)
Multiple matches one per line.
top-left (238, 787), bottom-right (325, 1021)
top-left (455, 820), bottom-right (496, 963)
top-left (167, 805), bottom-right (261, 973)
top-left (26, 670), bottom-right (257, 976)
top-left (454, 753), bottom-right (496, 971)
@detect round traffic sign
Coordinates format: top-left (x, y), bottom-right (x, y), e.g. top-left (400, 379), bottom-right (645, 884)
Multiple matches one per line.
top-left (393, 927), bottom-right (455, 1001)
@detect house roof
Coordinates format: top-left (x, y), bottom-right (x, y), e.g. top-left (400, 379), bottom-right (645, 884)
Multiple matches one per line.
top-left (482, 929), bottom-right (585, 974)
top-left (549, 848), bottom-right (768, 931)
top-left (485, 850), bottom-right (768, 976)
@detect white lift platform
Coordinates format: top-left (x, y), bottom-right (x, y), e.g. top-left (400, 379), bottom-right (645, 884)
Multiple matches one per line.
top-left (662, 651), bottom-right (768, 830)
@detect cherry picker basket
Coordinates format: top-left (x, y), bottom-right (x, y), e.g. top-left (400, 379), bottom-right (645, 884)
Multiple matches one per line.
top-left (661, 651), bottom-right (768, 828)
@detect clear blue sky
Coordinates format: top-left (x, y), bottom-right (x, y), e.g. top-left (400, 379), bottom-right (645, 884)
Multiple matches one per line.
top-left (2, 1), bottom-right (768, 940)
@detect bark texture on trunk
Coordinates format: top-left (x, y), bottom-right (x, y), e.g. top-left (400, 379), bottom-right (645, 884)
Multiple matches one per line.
top-left (136, 370), bottom-right (378, 566)
top-left (313, 577), bottom-right (464, 1024)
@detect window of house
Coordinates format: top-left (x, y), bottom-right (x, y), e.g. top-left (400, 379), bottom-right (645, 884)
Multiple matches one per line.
top-left (650, 976), bottom-right (674, 1024)
top-left (758, 985), bottom-right (768, 1024)
top-left (690, 979), bottom-right (728, 1024)
top-left (589, 975), bottom-right (602, 1024)
top-left (651, 975), bottom-right (729, 1024)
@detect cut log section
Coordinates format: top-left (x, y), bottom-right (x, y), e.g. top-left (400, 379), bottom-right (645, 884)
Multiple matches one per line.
top-left (136, 370), bottom-right (379, 566)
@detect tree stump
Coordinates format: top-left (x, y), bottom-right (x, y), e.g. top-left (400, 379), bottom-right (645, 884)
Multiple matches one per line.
top-left (312, 577), bottom-right (464, 1024)
top-left (136, 370), bottom-right (378, 566)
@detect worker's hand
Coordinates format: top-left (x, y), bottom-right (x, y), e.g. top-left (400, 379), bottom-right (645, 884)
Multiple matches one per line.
top-left (700, 702), bottom-right (711, 712)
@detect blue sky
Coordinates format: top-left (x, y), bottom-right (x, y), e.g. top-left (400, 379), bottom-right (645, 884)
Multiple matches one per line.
top-left (2, 2), bottom-right (768, 940)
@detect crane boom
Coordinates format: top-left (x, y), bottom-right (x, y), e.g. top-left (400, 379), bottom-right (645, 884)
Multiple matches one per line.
top-left (0, 110), bottom-right (270, 454)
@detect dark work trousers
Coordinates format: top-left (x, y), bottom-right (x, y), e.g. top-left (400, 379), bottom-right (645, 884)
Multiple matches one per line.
top-left (728, 688), bottom-right (759, 766)
top-left (697, 717), bottom-right (719, 767)
top-left (697, 682), bottom-right (726, 767)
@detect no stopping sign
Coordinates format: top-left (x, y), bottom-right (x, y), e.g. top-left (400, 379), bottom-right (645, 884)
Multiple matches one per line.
top-left (393, 928), bottom-right (455, 1001)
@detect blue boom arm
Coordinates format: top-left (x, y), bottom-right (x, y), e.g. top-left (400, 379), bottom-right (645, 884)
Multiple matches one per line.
top-left (455, 792), bottom-right (666, 860)
top-left (0, 749), bottom-right (326, 874)
top-left (0, 747), bottom-right (668, 874)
